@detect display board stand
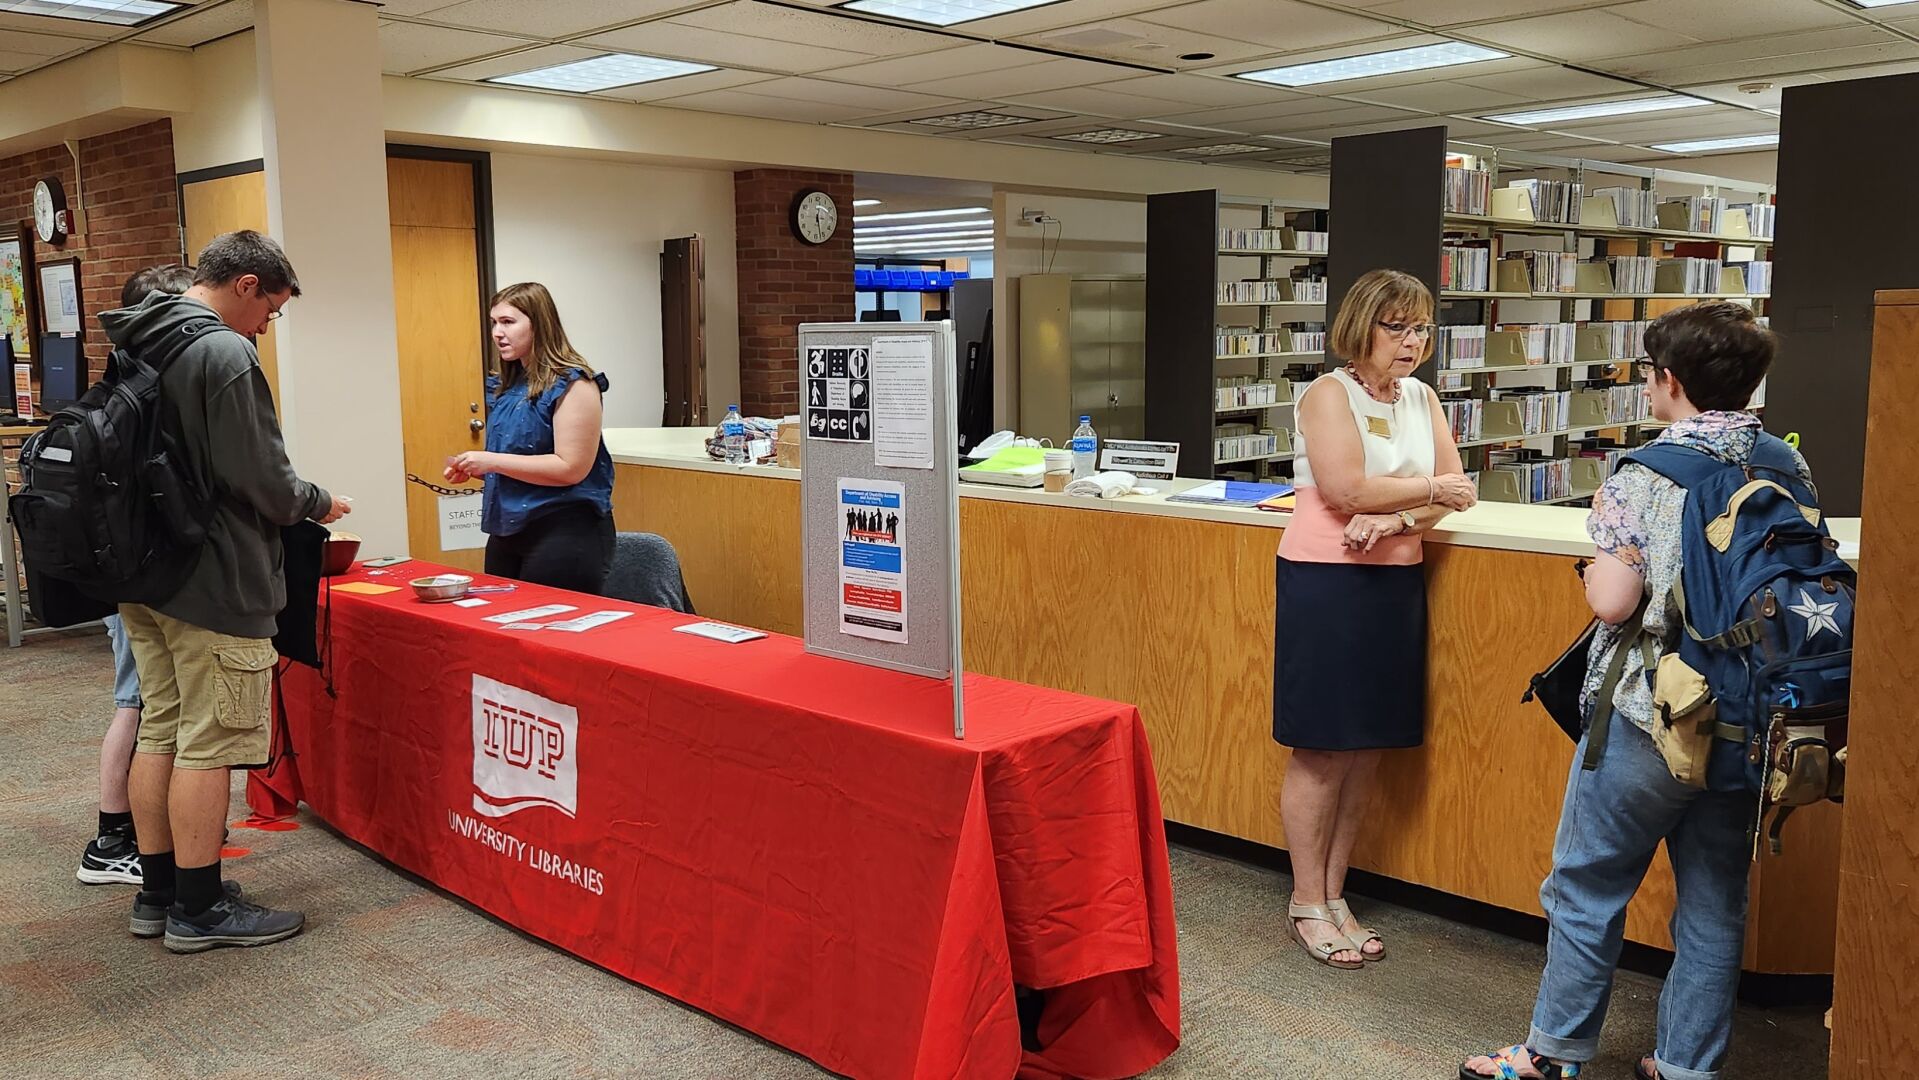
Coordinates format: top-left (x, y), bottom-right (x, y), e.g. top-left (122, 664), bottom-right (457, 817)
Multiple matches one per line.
top-left (797, 322), bottom-right (966, 738)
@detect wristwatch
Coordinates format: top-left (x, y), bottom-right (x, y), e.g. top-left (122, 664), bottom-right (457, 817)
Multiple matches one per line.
top-left (1396, 510), bottom-right (1416, 531)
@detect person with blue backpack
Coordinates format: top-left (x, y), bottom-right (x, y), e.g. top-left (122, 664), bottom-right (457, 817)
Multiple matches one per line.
top-left (1463, 302), bottom-right (1853, 1080)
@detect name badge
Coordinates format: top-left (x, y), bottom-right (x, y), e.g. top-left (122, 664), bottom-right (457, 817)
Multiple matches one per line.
top-left (1365, 416), bottom-right (1392, 439)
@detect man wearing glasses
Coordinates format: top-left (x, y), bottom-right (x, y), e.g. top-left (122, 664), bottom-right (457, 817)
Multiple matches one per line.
top-left (99, 230), bottom-right (351, 953)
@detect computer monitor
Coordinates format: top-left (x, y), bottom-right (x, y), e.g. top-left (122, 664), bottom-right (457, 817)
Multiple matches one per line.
top-left (39, 334), bottom-right (86, 413)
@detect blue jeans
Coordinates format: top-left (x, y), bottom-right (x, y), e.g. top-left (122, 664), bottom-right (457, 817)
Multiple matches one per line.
top-left (103, 614), bottom-right (143, 711)
top-left (1528, 711), bottom-right (1752, 1080)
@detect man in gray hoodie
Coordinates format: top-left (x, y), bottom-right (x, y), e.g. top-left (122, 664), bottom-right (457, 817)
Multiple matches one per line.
top-left (104, 230), bottom-right (351, 953)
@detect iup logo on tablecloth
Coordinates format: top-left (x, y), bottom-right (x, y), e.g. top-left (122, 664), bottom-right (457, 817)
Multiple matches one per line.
top-left (471, 675), bottom-right (578, 819)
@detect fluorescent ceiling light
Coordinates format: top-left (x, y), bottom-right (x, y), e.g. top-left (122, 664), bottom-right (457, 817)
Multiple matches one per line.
top-left (1173, 143), bottom-right (1270, 156)
top-left (1237, 42), bottom-right (1508, 88)
top-left (857, 231), bottom-right (996, 246)
top-left (908, 110), bottom-right (1035, 130)
top-left (1052, 128), bottom-right (1164, 144)
top-left (488, 53), bottom-right (714, 93)
top-left (857, 239), bottom-right (995, 252)
top-left (855, 206), bottom-right (990, 222)
top-left (853, 199), bottom-right (882, 207)
top-left (1483, 94), bottom-right (1710, 126)
top-left (1649, 133), bottom-right (1779, 154)
top-left (0, 0), bottom-right (181, 24)
top-left (838, 0), bottom-right (1058, 27)
top-left (855, 219), bottom-right (994, 235)
top-left (1845, 1), bottom-right (1915, 7)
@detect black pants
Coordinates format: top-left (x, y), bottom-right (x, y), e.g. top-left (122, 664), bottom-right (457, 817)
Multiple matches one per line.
top-left (484, 505), bottom-right (615, 596)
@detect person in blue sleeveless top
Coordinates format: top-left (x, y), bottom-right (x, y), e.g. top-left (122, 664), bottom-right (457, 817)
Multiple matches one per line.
top-left (444, 282), bottom-right (615, 595)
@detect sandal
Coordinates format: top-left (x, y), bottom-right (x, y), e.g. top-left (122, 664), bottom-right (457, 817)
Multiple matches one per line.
top-left (1635, 1057), bottom-right (1658, 1080)
top-left (1459, 1045), bottom-right (1581, 1080)
top-left (1287, 901), bottom-right (1364, 969)
top-left (1326, 897), bottom-right (1384, 961)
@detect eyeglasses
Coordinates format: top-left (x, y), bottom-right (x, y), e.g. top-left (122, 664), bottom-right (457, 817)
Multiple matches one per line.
top-left (265, 307), bottom-right (283, 322)
top-left (1377, 320), bottom-right (1435, 340)
top-left (1636, 361), bottom-right (1658, 377)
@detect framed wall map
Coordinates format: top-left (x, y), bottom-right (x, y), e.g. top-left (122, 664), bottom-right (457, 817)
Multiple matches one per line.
top-left (0, 225), bottom-right (32, 360)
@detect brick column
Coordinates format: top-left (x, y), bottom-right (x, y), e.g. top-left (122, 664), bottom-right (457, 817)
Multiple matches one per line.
top-left (734, 168), bottom-right (854, 417)
top-left (0, 119), bottom-right (182, 383)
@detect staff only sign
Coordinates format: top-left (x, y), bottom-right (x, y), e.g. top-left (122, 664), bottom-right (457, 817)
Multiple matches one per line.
top-left (447, 675), bottom-right (606, 896)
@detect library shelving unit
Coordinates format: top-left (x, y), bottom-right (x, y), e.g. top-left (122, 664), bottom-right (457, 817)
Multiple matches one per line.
top-left (1330, 126), bottom-right (1774, 506)
top-left (1147, 190), bottom-right (1330, 480)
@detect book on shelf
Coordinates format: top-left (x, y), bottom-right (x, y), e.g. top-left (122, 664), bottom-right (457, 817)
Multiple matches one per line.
top-left (1217, 278), bottom-right (1327, 304)
top-left (1591, 186), bottom-right (1658, 229)
top-left (1437, 324), bottom-right (1487, 370)
top-left (1734, 260), bottom-right (1773, 294)
top-left (1731, 202), bottom-right (1775, 239)
top-left (1577, 380), bottom-right (1650, 425)
top-left (1660, 196), bottom-right (1728, 235)
top-left (1606, 255), bottom-right (1657, 293)
top-left (1510, 251), bottom-right (1577, 293)
top-left (1213, 326), bottom-right (1327, 356)
top-left (1215, 377), bottom-right (1284, 409)
top-left (1445, 165), bottom-right (1492, 216)
top-left (1587, 319), bottom-right (1651, 360)
top-left (1442, 241), bottom-right (1492, 291)
top-left (1654, 257), bottom-right (1725, 295)
top-left (1509, 178), bottom-right (1582, 224)
top-left (1490, 387), bottom-right (1572, 434)
top-left (1166, 480), bottom-right (1292, 506)
top-left (1436, 372), bottom-right (1472, 394)
top-left (1496, 322), bottom-right (1576, 365)
top-left (1218, 227), bottom-right (1329, 253)
top-left (1214, 423), bottom-right (1282, 463)
top-left (1441, 398), bottom-right (1483, 442)
top-left (1488, 452), bottom-right (1575, 503)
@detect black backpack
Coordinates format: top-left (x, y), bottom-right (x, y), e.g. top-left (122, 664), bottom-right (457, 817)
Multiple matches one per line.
top-left (13, 316), bottom-right (226, 606)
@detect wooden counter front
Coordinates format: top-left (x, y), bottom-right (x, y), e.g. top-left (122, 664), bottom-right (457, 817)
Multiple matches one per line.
top-left (613, 462), bottom-right (1839, 973)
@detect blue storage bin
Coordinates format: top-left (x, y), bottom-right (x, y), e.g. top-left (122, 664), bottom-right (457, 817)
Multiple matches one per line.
top-left (950, 269), bottom-right (969, 281)
top-left (905, 270), bottom-right (928, 290)
top-left (854, 268), bottom-right (874, 288)
top-left (885, 270), bottom-right (913, 289)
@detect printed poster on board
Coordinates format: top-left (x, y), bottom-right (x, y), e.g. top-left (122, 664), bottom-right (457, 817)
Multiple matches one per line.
top-left (805, 346), bottom-right (872, 443)
top-left (837, 478), bottom-right (906, 644)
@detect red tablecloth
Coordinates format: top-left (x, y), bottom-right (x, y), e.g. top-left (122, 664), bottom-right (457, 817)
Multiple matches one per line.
top-left (248, 565), bottom-right (1179, 1079)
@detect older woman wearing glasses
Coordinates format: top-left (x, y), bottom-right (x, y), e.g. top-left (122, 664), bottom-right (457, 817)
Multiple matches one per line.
top-left (1273, 268), bottom-right (1477, 969)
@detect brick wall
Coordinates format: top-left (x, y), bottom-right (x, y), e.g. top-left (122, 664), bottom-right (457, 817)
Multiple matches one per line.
top-left (0, 118), bottom-right (182, 384)
top-left (734, 168), bottom-right (854, 417)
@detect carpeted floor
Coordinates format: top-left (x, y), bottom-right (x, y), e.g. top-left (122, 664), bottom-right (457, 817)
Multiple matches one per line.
top-left (1, 628), bottom-right (1831, 1078)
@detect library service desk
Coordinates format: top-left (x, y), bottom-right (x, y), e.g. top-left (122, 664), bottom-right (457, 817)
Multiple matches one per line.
top-left (608, 427), bottom-right (1861, 975)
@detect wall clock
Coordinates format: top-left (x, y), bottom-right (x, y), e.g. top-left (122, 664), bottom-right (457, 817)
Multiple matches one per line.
top-left (791, 189), bottom-right (838, 246)
top-left (33, 177), bottom-right (69, 245)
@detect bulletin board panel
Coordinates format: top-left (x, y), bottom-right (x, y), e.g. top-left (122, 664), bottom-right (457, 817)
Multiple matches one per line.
top-left (798, 323), bottom-right (963, 722)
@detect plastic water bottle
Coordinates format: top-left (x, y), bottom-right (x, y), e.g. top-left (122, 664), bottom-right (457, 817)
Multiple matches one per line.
top-left (721, 404), bottom-right (748, 464)
top-left (1070, 415), bottom-right (1098, 479)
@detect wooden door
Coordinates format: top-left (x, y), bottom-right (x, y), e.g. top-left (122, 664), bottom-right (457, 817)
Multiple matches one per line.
top-left (180, 170), bottom-right (280, 407)
top-left (659, 235), bottom-right (706, 426)
top-left (387, 155), bottom-right (487, 571)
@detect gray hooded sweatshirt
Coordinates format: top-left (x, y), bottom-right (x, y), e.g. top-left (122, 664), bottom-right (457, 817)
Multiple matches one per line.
top-left (98, 293), bottom-right (331, 639)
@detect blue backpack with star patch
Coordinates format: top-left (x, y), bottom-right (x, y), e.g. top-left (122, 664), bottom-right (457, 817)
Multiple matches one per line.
top-left (1624, 434), bottom-right (1854, 855)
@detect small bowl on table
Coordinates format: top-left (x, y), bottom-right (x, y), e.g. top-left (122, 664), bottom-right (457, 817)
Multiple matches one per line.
top-left (322, 532), bottom-right (362, 576)
top-left (409, 574), bottom-right (474, 603)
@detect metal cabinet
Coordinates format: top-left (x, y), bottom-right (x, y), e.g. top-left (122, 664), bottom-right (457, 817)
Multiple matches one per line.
top-left (1017, 274), bottom-right (1145, 446)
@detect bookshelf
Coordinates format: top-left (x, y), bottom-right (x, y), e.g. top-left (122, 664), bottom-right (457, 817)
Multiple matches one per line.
top-left (1147, 190), bottom-right (1330, 480)
top-left (1357, 130), bottom-right (1776, 506)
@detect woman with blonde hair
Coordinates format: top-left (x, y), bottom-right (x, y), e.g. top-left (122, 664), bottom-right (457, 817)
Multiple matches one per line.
top-left (446, 281), bottom-right (615, 594)
top-left (1274, 268), bottom-right (1476, 968)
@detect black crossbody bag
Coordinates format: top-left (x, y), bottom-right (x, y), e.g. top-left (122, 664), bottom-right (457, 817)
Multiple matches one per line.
top-left (1522, 558), bottom-right (1597, 742)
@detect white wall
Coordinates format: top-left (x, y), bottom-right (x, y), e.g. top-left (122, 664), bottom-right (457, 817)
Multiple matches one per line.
top-left (174, 32), bottom-right (263, 173)
top-left (991, 190), bottom-right (1147, 430)
top-left (489, 152), bottom-right (739, 428)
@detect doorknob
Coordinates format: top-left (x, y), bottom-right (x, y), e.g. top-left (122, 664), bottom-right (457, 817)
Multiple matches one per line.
top-left (469, 419), bottom-right (484, 433)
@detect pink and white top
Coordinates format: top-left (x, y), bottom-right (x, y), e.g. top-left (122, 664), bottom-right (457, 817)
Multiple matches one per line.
top-left (1278, 368), bottom-right (1435, 566)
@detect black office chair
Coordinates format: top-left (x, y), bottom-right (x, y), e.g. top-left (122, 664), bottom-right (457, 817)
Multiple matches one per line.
top-left (604, 532), bottom-right (695, 614)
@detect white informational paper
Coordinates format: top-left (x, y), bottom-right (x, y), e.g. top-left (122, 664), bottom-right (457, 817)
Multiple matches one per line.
top-left (39, 263), bottom-right (80, 336)
top-left (452, 597), bottom-right (490, 608)
top-left (870, 335), bottom-right (935, 470)
top-left (438, 493), bottom-right (485, 551)
top-left (484, 604), bottom-right (577, 625)
top-left (502, 623), bottom-right (547, 631)
top-left (837, 478), bottom-right (908, 644)
top-left (543, 610), bottom-right (634, 633)
top-left (672, 621), bottom-right (767, 644)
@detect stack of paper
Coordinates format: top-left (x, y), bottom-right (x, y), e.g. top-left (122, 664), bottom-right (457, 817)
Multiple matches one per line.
top-left (1167, 480), bottom-right (1293, 506)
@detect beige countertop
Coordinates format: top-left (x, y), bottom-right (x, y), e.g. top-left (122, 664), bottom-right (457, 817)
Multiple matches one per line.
top-left (606, 427), bottom-right (1861, 565)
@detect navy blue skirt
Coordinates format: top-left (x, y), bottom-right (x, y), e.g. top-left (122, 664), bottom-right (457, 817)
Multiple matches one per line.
top-left (1272, 555), bottom-right (1427, 751)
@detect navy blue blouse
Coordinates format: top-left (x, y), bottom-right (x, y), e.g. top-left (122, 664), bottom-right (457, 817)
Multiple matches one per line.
top-left (481, 367), bottom-right (614, 537)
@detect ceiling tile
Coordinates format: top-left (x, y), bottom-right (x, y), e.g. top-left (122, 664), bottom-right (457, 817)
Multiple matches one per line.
top-left (1020, 17), bottom-right (1276, 66)
top-left (1246, 103), bottom-right (1439, 137)
top-left (591, 68), bottom-right (780, 102)
top-left (427, 43), bottom-right (596, 82)
top-left (727, 76), bottom-right (959, 113)
top-left (1360, 0), bottom-right (1612, 27)
top-left (1467, 10), bottom-right (1701, 62)
top-left (379, 22), bottom-right (526, 74)
top-left (930, 0), bottom-right (1188, 38)
top-left (1614, 0), bottom-right (1861, 39)
top-left (1478, 130), bottom-right (1616, 150)
top-left (0, 12), bottom-right (121, 40)
top-left (136, 0), bottom-right (253, 47)
top-left (1453, 64), bottom-right (1641, 100)
top-left (1564, 110), bottom-right (1774, 144)
top-left (1307, 116), bottom-right (1505, 141)
top-left (1592, 25), bottom-right (1895, 76)
top-left (0, 26), bottom-right (96, 57)
top-left (670, 1), bottom-right (954, 55)
top-left (1112, 71), bottom-right (1321, 107)
top-left (814, 42), bottom-right (1027, 86)
top-left (655, 89), bottom-right (874, 124)
top-left (1343, 78), bottom-right (1533, 114)
top-left (1625, 41), bottom-right (1919, 85)
top-left (581, 22), bottom-right (875, 74)
top-left (1673, 72), bottom-right (1831, 110)
top-left (377, 0), bottom-right (462, 14)
top-left (406, 0), bottom-right (688, 37)
top-left (1147, 94), bottom-right (1378, 129)
top-left (904, 55), bottom-right (1130, 98)
top-left (1133, 0), bottom-right (1401, 52)
top-left (999, 79), bottom-right (1206, 119)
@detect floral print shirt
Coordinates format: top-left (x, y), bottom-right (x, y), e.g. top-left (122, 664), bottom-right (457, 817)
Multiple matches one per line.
top-left (1580, 412), bottom-right (1812, 733)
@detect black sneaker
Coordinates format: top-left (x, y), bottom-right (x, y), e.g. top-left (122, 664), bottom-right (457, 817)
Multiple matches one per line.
top-left (129, 881), bottom-right (243, 938)
top-left (162, 895), bottom-right (304, 954)
top-left (77, 830), bottom-right (142, 886)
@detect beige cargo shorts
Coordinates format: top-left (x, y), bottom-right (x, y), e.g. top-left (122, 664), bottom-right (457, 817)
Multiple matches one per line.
top-left (119, 605), bottom-right (276, 770)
